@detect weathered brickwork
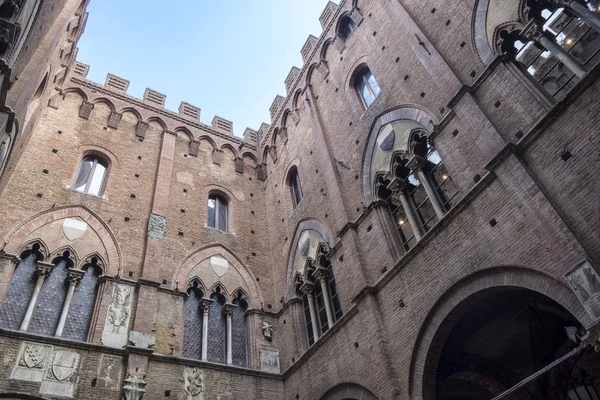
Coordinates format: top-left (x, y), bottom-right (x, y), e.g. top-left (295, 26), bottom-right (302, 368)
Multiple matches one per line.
top-left (0, 0), bottom-right (598, 399)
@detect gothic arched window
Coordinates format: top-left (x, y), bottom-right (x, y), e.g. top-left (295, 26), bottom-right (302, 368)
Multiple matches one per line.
top-left (295, 244), bottom-right (343, 347)
top-left (207, 194), bottom-right (228, 232)
top-left (207, 289), bottom-right (227, 364)
top-left (354, 67), bottom-right (380, 108)
top-left (498, 1), bottom-right (600, 100)
top-left (183, 283), bottom-right (204, 360)
top-left (231, 292), bottom-right (248, 367)
top-left (0, 245), bottom-right (103, 341)
top-left (370, 121), bottom-right (460, 253)
top-left (74, 155), bottom-right (109, 196)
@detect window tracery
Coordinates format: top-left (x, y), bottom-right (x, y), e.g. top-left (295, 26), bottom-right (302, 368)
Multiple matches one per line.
top-left (498, 0), bottom-right (600, 100)
top-left (0, 244), bottom-right (102, 342)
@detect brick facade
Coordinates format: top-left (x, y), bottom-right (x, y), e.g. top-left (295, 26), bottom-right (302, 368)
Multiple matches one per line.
top-left (0, 0), bottom-right (598, 399)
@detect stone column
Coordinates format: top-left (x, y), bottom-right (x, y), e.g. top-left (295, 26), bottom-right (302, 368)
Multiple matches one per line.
top-left (55, 269), bottom-right (84, 337)
top-left (223, 304), bottom-right (235, 365)
top-left (565, 0), bottom-right (600, 32)
top-left (538, 34), bottom-right (587, 77)
top-left (200, 298), bottom-right (212, 361)
top-left (390, 179), bottom-right (424, 241)
top-left (316, 271), bottom-right (335, 328)
top-left (302, 285), bottom-right (320, 341)
top-left (20, 262), bottom-right (52, 331)
top-left (409, 156), bottom-right (446, 219)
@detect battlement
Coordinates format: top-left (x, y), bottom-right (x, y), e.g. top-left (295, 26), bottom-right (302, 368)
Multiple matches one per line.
top-left (65, 65), bottom-right (268, 146)
top-left (212, 116), bottom-right (233, 135)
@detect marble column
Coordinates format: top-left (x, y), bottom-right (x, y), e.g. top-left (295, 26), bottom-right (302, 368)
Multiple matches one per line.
top-left (565, 0), bottom-right (600, 32)
top-left (223, 304), bottom-right (235, 365)
top-left (200, 298), bottom-right (212, 361)
top-left (302, 285), bottom-right (320, 341)
top-left (20, 263), bottom-right (52, 331)
top-left (538, 34), bottom-right (587, 77)
top-left (316, 271), bottom-right (335, 328)
top-left (410, 156), bottom-right (446, 219)
top-left (55, 269), bottom-right (84, 337)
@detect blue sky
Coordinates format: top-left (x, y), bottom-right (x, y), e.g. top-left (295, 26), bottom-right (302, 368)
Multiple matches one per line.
top-left (77, 0), bottom-right (329, 137)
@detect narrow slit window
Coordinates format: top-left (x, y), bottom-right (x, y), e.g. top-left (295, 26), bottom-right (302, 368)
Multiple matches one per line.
top-left (356, 68), bottom-right (380, 108)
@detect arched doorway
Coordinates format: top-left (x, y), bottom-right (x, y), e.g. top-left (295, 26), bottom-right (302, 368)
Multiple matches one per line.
top-left (428, 287), bottom-right (600, 400)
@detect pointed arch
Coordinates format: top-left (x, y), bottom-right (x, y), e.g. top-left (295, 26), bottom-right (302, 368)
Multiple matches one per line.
top-left (2, 205), bottom-right (122, 276)
top-left (220, 143), bottom-right (239, 159)
top-left (78, 251), bottom-right (107, 274)
top-left (197, 135), bottom-right (217, 152)
top-left (119, 107), bottom-right (143, 123)
top-left (90, 97), bottom-right (116, 112)
top-left (305, 63), bottom-right (319, 86)
top-left (17, 239), bottom-right (49, 261)
top-left (362, 105), bottom-right (439, 203)
top-left (145, 116), bottom-right (168, 131)
top-left (208, 281), bottom-right (230, 301)
top-left (241, 152), bottom-right (258, 165)
top-left (48, 245), bottom-right (79, 267)
top-left (320, 37), bottom-right (334, 63)
top-left (62, 87), bottom-right (88, 102)
top-left (174, 244), bottom-right (264, 309)
top-left (174, 126), bottom-right (194, 143)
top-left (285, 219), bottom-right (335, 300)
top-left (185, 277), bottom-right (207, 294)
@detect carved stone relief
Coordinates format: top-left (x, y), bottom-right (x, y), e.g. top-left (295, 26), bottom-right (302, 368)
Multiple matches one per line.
top-left (123, 373), bottom-right (146, 400)
top-left (39, 349), bottom-right (81, 397)
top-left (101, 284), bottom-right (133, 348)
top-left (96, 355), bottom-right (122, 391)
top-left (261, 320), bottom-right (273, 342)
top-left (259, 348), bottom-right (280, 374)
top-left (11, 342), bottom-right (52, 382)
top-left (566, 260), bottom-right (600, 320)
top-left (148, 213), bottom-right (167, 240)
top-left (183, 367), bottom-right (204, 400)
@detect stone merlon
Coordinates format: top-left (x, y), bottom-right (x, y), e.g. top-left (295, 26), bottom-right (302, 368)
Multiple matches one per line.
top-left (179, 102), bottom-right (201, 122)
top-left (319, 1), bottom-right (339, 30)
top-left (270, 95), bottom-right (285, 122)
top-left (143, 88), bottom-right (167, 107)
top-left (285, 67), bottom-right (301, 95)
top-left (212, 116), bottom-right (233, 135)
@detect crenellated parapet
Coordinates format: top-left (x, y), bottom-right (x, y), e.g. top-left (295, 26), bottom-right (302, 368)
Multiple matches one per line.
top-left (58, 62), bottom-right (260, 161)
top-left (259, 0), bottom-right (356, 153)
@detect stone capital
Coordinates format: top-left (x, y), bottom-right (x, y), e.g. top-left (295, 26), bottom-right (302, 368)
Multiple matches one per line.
top-left (68, 268), bottom-right (85, 285)
top-left (36, 262), bottom-right (54, 277)
top-left (406, 155), bottom-right (428, 172)
top-left (222, 303), bottom-right (236, 316)
top-left (199, 298), bottom-right (213, 313)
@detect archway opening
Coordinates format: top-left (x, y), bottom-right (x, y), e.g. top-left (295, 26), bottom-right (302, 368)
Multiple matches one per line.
top-left (428, 287), bottom-right (600, 400)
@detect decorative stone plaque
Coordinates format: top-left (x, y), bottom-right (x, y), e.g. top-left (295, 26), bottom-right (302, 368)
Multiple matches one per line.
top-left (11, 342), bottom-right (52, 382)
top-left (259, 348), bottom-right (280, 374)
top-left (184, 367), bottom-right (204, 400)
top-left (39, 349), bottom-right (81, 397)
top-left (148, 213), bottom-right (167, 240)
top-left (96, 355), bottom-right (122, 391)
top-left (566, 260), bottom-right (600, 320)
top-left (101, 284), bottom-right (133, 348)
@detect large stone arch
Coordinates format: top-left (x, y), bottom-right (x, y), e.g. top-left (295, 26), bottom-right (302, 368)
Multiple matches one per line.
top-left (318, 383), bottom-right (379, 400)
top-left (362, 105), bottom-right (438, 203)
top-left (285, 219), bottom-right (335, 300)
top-left (173, 244), bottom-right (264, 309)
top-left (1, 205), bottom-right (122, 276)
top-left (408, 266), bottom-right (591, 400)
